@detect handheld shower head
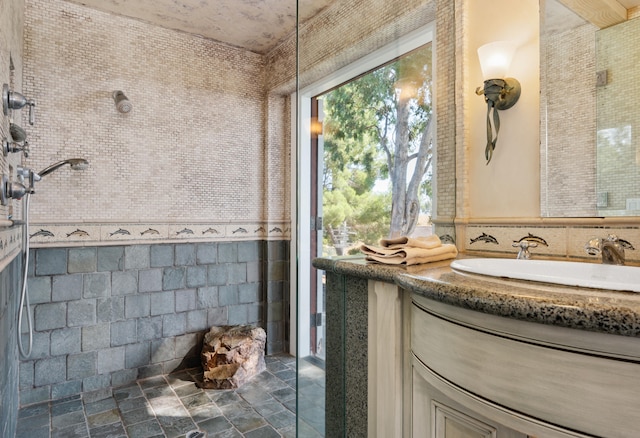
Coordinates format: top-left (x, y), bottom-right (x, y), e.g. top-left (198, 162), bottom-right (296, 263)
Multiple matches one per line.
top-left (113, 91), bottom-right (132, 113)
top-left (68, 158), bottom-right (89, 171)
top-left (38, 158), bottom-right (89, 177)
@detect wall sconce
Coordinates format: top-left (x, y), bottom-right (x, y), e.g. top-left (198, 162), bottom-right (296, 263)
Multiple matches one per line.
top-left (475, 41), bottom-right (521, 164)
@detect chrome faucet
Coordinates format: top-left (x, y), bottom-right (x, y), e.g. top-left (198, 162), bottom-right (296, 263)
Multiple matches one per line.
top-left (585, 234), bottom-right (632, 265)
top-left (512, 241), bottom-right (537, 259)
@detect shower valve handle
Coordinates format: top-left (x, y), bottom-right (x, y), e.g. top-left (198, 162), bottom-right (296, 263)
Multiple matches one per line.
top-left (3, 138), bottom-right (29, 157)
top-left (26, 99), bottom-right (36, 125)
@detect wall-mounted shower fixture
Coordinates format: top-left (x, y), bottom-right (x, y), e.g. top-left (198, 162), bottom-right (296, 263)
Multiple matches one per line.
top-left (2, 138), bottom-right (29, 157)
top-left (113, 90), bottom-right (132, 113)
top-left (3, 84), bottom-right (36, 125)
top-left (14, 157), bottom-right (89, 358)
top-left (1, 175), bottom-right (27, 206)
top-left (39, 158), bottom-right (89, 177)
top-left (11, 158), bottom-right (89, 196)
top-left (17, 166), bottom-right (41, 193)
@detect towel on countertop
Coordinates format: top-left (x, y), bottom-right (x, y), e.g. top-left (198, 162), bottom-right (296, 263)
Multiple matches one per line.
top-left (379, 234), bottom-right (442, 250)
top-left (360, 235), bottom-right (458, 266)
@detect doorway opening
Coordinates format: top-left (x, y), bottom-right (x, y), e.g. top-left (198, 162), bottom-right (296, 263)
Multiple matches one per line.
top-left (309, 40), bottom-right (434, 360)
top-left (293, 23), bottom-right (434, 437)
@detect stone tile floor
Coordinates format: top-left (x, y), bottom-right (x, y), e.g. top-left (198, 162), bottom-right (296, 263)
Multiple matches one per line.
top-left (16, 354), bottom-right (326, 438)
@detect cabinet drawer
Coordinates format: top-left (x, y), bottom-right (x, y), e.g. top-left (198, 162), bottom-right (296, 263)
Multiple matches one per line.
top-left (411, 302), bottom-right (640, 437)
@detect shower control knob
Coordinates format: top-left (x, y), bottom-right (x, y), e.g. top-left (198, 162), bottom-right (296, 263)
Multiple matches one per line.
top-left (0, 176), bottom-right (6, 206)
top-left (2, 138), bottom-right (10, 156)
top-left (2, 138), bottom-right (29, 157)
top-left (2, 83), bottom-right (36, 125)
top-left (6, 180), bottom-right (26, 200)
top-left (1, 177), bottom-right (26, 205)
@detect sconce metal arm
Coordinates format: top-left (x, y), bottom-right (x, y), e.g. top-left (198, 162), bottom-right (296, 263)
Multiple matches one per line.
top-left (476, 78), bottom-right (521, 164)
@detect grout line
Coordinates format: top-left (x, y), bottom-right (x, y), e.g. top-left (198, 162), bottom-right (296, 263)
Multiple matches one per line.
top-left (19, 355), bottom-right (317, 438)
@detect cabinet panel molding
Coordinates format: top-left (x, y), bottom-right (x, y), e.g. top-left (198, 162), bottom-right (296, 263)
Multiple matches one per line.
top-left (433, 401), bottom-right (497, 438)
top-left (368, 280), bottom-right (404, 438)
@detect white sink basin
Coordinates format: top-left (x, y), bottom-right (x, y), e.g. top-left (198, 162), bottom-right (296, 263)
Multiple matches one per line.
top-left (450, 258), bottom-right (640, 292)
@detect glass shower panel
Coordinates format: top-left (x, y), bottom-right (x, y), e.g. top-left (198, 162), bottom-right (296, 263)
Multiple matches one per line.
top-left (296, 0), bottom-right (437, 436)
top-left (596, 17), bottom-right (640, 216)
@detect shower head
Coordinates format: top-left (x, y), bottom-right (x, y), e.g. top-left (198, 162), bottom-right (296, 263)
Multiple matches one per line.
top-left (38, 158), bottom-right (89, 177)
top-left (112, 90), bottom-right (132, 113)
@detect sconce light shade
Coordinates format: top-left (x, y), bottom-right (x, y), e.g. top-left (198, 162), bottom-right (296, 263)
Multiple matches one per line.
top-left (475, 41), bottom-right (521, 164)
top-left (477, 41), bottom-right (517, 80)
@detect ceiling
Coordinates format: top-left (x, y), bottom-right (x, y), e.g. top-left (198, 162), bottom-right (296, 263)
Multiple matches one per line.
top-left (62, 0), bottom-right (336, 55)
top-left (62, 0), bottom-right (640, 53)
top-left (546, 0), bottom-right (640, 34)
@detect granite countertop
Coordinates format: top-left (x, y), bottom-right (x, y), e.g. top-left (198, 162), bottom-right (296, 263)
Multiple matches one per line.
top-left (313, 255), bottom-right (640, 337)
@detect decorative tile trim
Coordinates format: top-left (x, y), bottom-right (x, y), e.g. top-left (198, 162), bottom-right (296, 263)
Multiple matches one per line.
top-left (458, 221), bottom-right (640, 263)
top-left (469, 232), bottom-right (499, 245)
top-left (513, 233), bottom-right (548, 248)
top-left (0, 226), bottom-right (22, 270)
top-left (463, 225), bottom-right (564, 257)
top-left (26, 222), bottom-right (291, 247)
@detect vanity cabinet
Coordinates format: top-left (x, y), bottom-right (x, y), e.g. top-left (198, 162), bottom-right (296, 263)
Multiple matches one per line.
top-left (410, 293), bottom-right (640, 438)
top-left (314, 257), bottom-right (640, 437)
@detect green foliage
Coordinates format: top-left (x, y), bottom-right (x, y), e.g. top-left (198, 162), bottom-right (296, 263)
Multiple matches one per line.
top-left (321, 43), bottom-right (433, 248)
top-left (322, 161), bottom-right (391, 247)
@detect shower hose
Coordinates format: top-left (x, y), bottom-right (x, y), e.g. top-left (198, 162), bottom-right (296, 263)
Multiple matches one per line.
top-left (18, 193), bottom-right (33, 359)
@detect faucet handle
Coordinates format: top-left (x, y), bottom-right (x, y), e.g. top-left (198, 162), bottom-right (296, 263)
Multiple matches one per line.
top-left (607, 234), bottom-right (636, 250)
top-left (3, 138), bottom-right (29, 157)
top-left (26, 99), bottom-right (36, 125)
top-left (512, 241), bottom-right (537, 259)
top-left (585, 237), bottom-right (601, 256)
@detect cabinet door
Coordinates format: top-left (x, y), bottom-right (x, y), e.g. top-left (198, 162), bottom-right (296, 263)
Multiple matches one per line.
top-left (412, 363), bottom-right (528, 438)
top-left (433, 402), bottom-right (497, 438)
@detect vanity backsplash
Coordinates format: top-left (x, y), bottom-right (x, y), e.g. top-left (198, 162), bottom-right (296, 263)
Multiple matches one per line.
top-left (454, 223), bottom-right (640, 263)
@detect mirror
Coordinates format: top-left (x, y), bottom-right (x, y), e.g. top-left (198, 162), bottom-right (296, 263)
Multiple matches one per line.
top-left (542, 0), bottom-right (640, 217)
